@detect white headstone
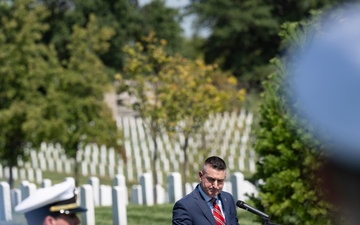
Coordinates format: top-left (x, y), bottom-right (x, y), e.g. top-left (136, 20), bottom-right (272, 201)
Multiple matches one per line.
top-left (27, 168), bottom-right (34, 182)
top-left (41, 179), bottom-right (52, 188)
top-left (231, 172), bottom-right (246, 201)
top-left (19, 168), bottom-right (26, 180)
top-left (90, 164), bottom-right (97, 176)
top-left (88, 177), bottom-right (100, 207)
top-left (31, 151), bottom-right (38, 168)
top-left (80, 184), bottom-right (95, 225)
top-left (10, 188), bottom-right (21, 210)
top-left (156, 171), bottom-right (163, 185)
top-left (130, 185), bottom-right (142, 205)
top-left (112, 186), bottom-right (127, 225)
top-left (185, 183), bottom-right (193, 195)
top-left (36, 169), bottom-right (42, 184)
top-left (48, 159), bottom-right (54, 171)
top-left (81, 162), bottom-right (88, 176)
top-left (108, 148), bottom-right (115, 166)
top-left (155, 184), bottom-right (166, 204)
top-left (4, 167), bottom-right (9, 179)
top-left (167, 172), bottom-right (182, 203)
top-left (140, 173), bottom-right (154, 206)
top-left (39, 158), bottom-right (47, 170)
top-left (0, 164), bottom-right (3, 178)
top-left (113, 174), bottom-right (126, 187)
top-left (113, 174), bottom-right (128, 205)
top-left (99, 185), bottom-right (112, 206)
top-left (12, 167), bottom-right (18, 180)
top-left (117, 165), bottom-right (124, 176)
top-left (223, 181), bottom-right (233, 194)
top-left (238, 156), bottom-right (245, 171)
top-left (99, 164), bottom-right (105, 177)
top-left (108, 164), bottom-right (115, 178)
top-left (20, 181), bottom-right (37, 201)
top-left (64, 161), bottom-right (72, 174)
top-left (56, 161), bottom-right (63, 173)
top-left (0, 182), bottom-right (12, 221)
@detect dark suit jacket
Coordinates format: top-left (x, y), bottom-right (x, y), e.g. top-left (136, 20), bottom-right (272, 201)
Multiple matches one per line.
top-left (172, 185), bottom-right (240, 225)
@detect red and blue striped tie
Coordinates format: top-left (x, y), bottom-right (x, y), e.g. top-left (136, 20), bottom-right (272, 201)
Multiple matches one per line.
top-left (212, 198), bottom-right (226, 225)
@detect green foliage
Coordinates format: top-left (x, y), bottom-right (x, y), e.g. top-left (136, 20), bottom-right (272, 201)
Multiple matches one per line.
top-left (38, 0), bottom-right (185, 75)
top-left (0, 0), bottom-right (122, 186)
top-left (139, 0), bottom-right (184, 54)
top-left (0, 0), bottom-right (58, 187)
top-left (40, 0), bottom-right (142, 71)
top-left (119, 32), bottom-right (245, 190)
top-left (29, 14), bottom-right (121, 155)
top-left (188, 0), bottom-right (346, 91)
top-left (251, 20), bottom-right (333, 224)
top-left (42, 14), bottom-right (122, 184)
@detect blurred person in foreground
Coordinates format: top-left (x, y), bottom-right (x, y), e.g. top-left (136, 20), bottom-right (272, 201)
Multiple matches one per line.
top-left (172, 156), bottom-right (240, 225)
top-left (15, 179), bottom-right (87, 225)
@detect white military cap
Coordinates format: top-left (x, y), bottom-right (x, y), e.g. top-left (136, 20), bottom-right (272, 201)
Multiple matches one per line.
top-left (15, 179), bottom-right (86, 221)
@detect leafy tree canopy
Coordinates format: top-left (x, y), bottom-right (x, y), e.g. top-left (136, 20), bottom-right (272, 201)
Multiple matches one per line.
top-left (0, 0), bottom-right (123, 186)
top-left (188, 0), bottom-right (348, 91)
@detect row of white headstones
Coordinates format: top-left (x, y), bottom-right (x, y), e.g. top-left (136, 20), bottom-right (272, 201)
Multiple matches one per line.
top-left (117, 109), bottom-right (256, 183)
top-left (0, 171), bottom-right (257, 225)
top-left (0, 110), bottom-right (256, 186)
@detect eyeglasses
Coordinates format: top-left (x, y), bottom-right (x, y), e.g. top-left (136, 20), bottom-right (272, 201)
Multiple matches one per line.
top-left (205, 176), bottom-right (225, 185)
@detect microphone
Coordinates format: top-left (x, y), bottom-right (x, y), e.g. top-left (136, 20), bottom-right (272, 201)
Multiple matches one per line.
top-left (236, 200), bottom-right (269, 219)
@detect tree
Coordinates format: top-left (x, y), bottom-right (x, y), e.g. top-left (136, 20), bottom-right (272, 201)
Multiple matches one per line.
top-left (37, 14), bottom-right (123, 185)
top-left (39, 0), bottom-right (185, 75)
top-left (39, 0), bottom-right (142, 72)
top-left (188, 0), bottom-right (347, 91)
top-left (0, 0), bottom-right (59, 188)
top-left (161, 58), bottom-right (245, 188)
top-left (0, 0), bottom-right (123, 187)
top-left (251, 20), bottom-right (333, 224)
top-left (118, 32), bottom-right (245, 198)
top-left (118, 33), bottom-right (171, 203)
top-left (138, 0), bottom-right (184, 55)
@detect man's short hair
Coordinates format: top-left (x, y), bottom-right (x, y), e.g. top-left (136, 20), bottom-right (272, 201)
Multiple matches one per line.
top-left (204, 156), bottom-right (227, 171)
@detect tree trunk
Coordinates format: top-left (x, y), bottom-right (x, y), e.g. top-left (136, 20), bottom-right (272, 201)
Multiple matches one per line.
top-left (152, 136), bottom-right (158, 204)
top-left (8, 163), bottom-right (14, 189)
top-left (74, 146), bottom-right (80, 187)
top-left (182, 136), bottom-right (189, 195)
top-left (74, 161), bottom-right (79, 187)
top-left (8, 146), bottom-right (15, 189)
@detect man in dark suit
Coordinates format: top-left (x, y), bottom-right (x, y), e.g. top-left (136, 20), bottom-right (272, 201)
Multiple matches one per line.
top-left (172, 156), bottom-right (240, 225)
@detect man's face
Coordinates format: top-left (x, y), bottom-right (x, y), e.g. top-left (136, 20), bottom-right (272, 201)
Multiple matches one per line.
top-left (45, 214), bottom-right (80, 225)
top-left (199, 165), bottom-right (226, 198)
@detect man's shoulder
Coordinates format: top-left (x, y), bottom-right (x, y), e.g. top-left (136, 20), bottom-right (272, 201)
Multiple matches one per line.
top-left (175, 188), bottom-right (199, 204)
top-left (220, 191), bottom-right (236, 201)
top-left (220, 190), bottom-right (233, 196)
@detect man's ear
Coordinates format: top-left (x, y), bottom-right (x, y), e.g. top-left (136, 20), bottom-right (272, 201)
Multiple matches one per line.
top-left (43, 215), bottom-right (55, 225)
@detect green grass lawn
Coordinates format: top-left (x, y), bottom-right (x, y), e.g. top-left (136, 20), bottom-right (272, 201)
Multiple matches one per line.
top-left (2, 204), bottom-right (262, 225)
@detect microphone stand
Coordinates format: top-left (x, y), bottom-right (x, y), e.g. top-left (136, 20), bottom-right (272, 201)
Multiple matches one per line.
top-left (236, 200), bottom-right (281, 225)
top-left (262, 217), bottom-right (280, 225)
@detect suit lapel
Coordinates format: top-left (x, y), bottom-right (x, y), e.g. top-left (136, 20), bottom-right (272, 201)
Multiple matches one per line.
top-left (219, 193), bottom-right (230, 222)
top-left (192, 186), bottom-right (217, 225)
